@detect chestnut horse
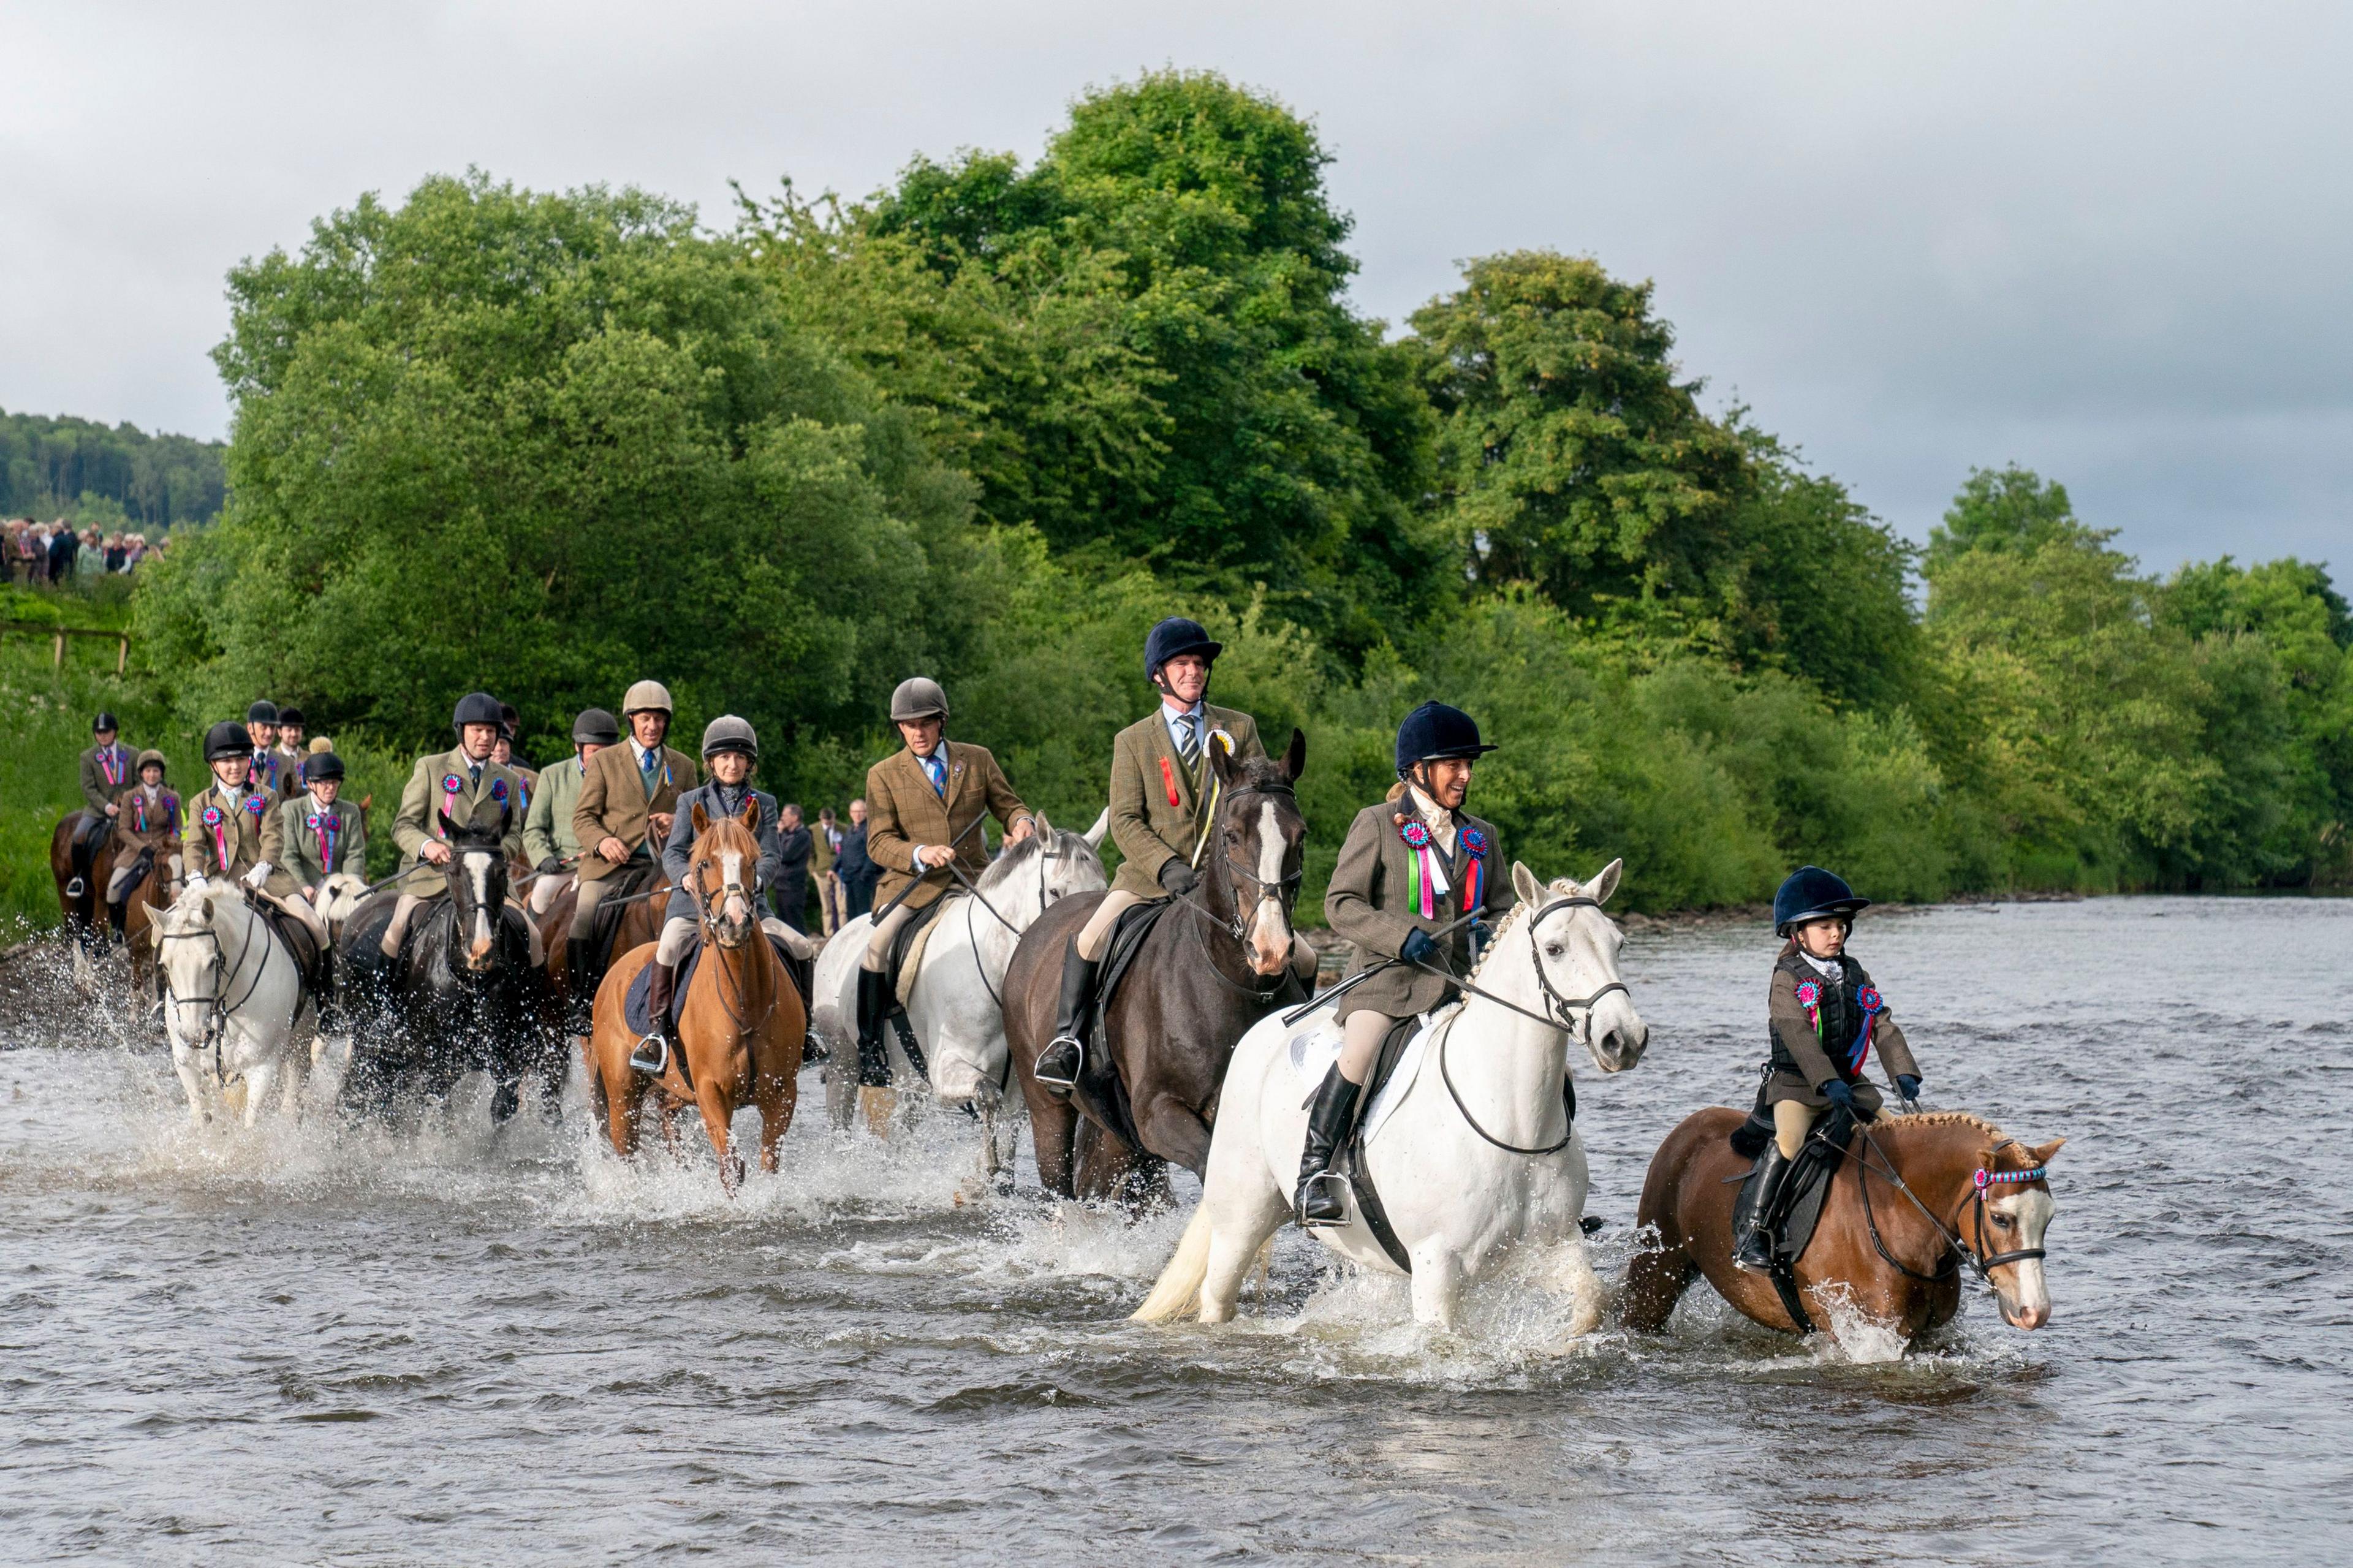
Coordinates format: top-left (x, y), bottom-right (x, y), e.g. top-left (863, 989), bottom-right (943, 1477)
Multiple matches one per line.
top-left (587, 802), bottom-right (804, 1195)
top-left (1625, 1108), bottom-right (2064, 1349)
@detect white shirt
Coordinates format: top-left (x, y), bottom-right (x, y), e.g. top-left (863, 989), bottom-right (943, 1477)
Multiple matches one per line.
top-left (1800, 951), bottom-right (1846, 982)
top-left (1406, 783), bottom-right (1460, 859)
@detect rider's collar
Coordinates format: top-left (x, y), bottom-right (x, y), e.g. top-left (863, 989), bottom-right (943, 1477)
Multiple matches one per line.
top-left (1800, 950), bottom-right (1845, 980)
top-left (1406, 784), bottom-right (1459, 852)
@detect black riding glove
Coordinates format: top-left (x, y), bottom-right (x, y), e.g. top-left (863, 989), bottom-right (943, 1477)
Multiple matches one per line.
top-left (1469, 918), bottom-right (1494, 950)
top-left (1896, 1074), bottom-right (1922, 1101)
top-left (1158, 858), bottom-right (1199, 896)
top-left (1819, 1078), bottom-right (1857, 1111)
top-left (1400, 928), bottom-right (1441, 967)
top-left (537, 856), bottom-right (564, 875)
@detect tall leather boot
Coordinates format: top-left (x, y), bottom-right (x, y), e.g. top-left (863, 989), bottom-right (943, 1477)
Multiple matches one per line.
top-left (107, 896), bottom-right (130, 943)
top-left (631, 960), bottom-right (676, 1074)
top-left (855, 967), bottom-right (894, 1088)
top-left (1294, 1065), bottom-right (1362, 1227)
top-left (314, 942), bottom-right (339, 1032)
top-left (1033, 944), bottom-right (1099, 1097)
top-left (66, 825), bottom-right (95, 900)
top-left (1733, 1143), bottom-right (1797, 1274)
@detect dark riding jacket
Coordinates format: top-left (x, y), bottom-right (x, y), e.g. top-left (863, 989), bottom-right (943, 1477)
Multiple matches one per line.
top-left (1325, 792), bottom-right (1512, 1021)
top-left (1764, 947), bottom-right (1920, 1113)
top-left (659, 781), bottom-right (783, 928)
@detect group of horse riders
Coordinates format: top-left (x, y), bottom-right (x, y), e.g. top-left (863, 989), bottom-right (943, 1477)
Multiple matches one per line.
top-left (68, 613), bottom-right (1928, 1266)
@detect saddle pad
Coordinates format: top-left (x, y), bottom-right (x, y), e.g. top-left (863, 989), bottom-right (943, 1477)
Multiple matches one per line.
top-left (1735, 1134), bottom-right (1842, 1268)
top-left (623, 945), bottom-right (704, 1037)
top-left (1091, 895), bottom-right (1174, 1037)
top-left (1282, 1007), bottom-right (1444, 1147)
top-left (894, 893), bottom-right (961, 1008)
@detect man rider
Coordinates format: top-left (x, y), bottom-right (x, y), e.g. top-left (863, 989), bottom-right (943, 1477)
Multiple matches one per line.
top-left (630, 716), bottom-right (814, 1073)
top-left (523, 707), bottom-right (616, 916)
top-left (855, 677), bottom-right (1034, 1081)
top-left (1298, 702), bottom-right (1514, 1226)
top-left (1036, 616), bottom-right (1311, 1096)
top-left (379, 692), bottom-right (529, 957)
top-left (273, 706), bottom-right (308, 776)
top-left (567, 681), bottom-right (699, 1033)
top-left (65, 711), bottom-right (135, 900)
top-left (243, 700), bottom-right (292, 800)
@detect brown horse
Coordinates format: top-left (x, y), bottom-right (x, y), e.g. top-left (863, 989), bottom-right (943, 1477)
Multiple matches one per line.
top-left (1003, 732), bottom-right (1308, 1202)
top-left (540, 861), bottom-right (670, 1058)
top-left (586, 802), bottom-right (803, 1195)
top-left (1625, 1107), bottom-right (2065, 1347)
top-left (48, 812), bottom-right (118, 950)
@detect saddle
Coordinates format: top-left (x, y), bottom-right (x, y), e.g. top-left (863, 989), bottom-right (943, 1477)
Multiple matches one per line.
top-left (1065, 898), bottom-right (1179, 1145)
top-left (251, 891), bottom-right (328, 1004)
top-left (585, 859), bottom-right (662, 970)
top-left (623, 944), bottom-right (705, 1039)
top-left (1729, 1103), bottom-right (1859, 1332)
top-left (890, 893), bottom-right (953, 1009)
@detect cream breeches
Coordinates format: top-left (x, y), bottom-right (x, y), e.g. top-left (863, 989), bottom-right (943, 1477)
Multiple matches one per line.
top-left (1774, 1099), bottom-right (1816, 1159)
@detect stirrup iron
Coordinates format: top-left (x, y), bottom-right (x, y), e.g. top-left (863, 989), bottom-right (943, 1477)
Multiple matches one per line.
top-left (629, 1033), bottom-right (669, 1074)
top-left (1034, 1035), bottom-right (1084, 1091)
top-left (1297, 1169), bottom-right (1352, 1229)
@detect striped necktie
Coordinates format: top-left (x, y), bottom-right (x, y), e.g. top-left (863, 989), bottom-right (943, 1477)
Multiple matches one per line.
top-left (1176, 713), bottom-right (1200, 770)
top-left (924, 752), bottom-right (947, 798)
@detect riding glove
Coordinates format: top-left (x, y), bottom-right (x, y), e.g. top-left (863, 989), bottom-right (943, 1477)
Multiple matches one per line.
top-left (243, 863), bottom-right (270, 890)
top-left (1157, 858), bottom-right (1199, 896)
top-left (1400, 928), bottom-right (1441, 966)
top-left (538, 855), bottom-right (564, 874)
top-left (1818, 1078), bottom-right (1856, 1111)
top-left (1896, 1074), bottom-right (1922, 1101)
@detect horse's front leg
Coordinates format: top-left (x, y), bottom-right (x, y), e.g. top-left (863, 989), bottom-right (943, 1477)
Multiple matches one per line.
top-left (170, 1046), bottom-right (211, 1126)
top-left (240, 1056), bottom-right (279, 1129)
top-left (1540, 1230), bottom-right (1607, 1338)
top-left (695, 1085), bottom-right (744, 1195)
top-left (1408, 1243), bottom-right (1466, 1331)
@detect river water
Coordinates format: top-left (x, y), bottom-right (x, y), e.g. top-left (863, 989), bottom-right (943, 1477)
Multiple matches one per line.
top-left (2, 895), bottom-right (2347, 1564)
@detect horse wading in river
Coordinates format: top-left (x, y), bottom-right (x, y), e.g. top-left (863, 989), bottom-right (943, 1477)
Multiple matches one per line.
top-left (1004, 734), bottom-right (1308, 1202)
top-left (338, 809), bottom-right (561, 1121)
top-left (589, 803), bottom-right (806, 1194)
top-left (1626, 1108), bottom-right (2064, 1348)
top-left (154, 882), bottom-right (316, 1126)
top-left (815, 811), bottom-right (1108, 1172)
top-left (1135, 861), bottom-right (1648, 1331)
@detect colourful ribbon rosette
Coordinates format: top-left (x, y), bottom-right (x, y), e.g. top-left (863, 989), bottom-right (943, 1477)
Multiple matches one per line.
top-left (202, 803), bottom-right (230, 870)
top-left (307, 810), bottom-right (339, 872)
top-left (1457, 826), bottom-right (1488, 914)
top-left (1846, 985), bottom-right (1887, 1073)
top-left (440, 773), bottom-right (464, 834)
top-left (1397, 817), bottom-right (1449, 918)
top-left (1794, 977), bottom-right (1822, 1029)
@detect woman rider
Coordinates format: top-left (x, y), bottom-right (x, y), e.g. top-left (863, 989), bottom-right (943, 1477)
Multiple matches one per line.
top-left (1299, 702), bottom-right (1515, 1226)
top-left (630, 716), bottom-right (814, 1073)
top-left (1733, 866), bottom-right (1926, 1273)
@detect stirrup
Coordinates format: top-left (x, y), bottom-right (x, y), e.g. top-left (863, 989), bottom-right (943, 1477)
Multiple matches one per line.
top-left (1297, 1169), bottom-right (1352, 1228)
top-left (1034, 1034), bottom-right (1083, 1091)
top-left (64, 877), bottom-right (86, 899)
top-left (629, 1033), bottom-right (669, 1074)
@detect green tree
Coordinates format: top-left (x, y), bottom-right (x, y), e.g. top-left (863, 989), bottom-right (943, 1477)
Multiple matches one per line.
top-left (0, 407), bottom-right (226, 529)
top-left (1924, 464), bottom-right (2086, 574)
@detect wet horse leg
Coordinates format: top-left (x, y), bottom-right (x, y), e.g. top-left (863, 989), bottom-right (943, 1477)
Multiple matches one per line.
top-left (1539, 1232), bottom-right (1607, 1338)
top-left (695, 1081), bottom-right (744, 1195)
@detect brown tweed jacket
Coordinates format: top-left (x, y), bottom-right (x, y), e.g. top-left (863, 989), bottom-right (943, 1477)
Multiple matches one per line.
top-left (573, 741), bottom-right (699, 882)
top-left (864, 741), bottom-right (1031, 913)
top-left (1105, 703), bottom-right (1264, 899)
top-left (1324, 795), bottom-right (1513, 1020)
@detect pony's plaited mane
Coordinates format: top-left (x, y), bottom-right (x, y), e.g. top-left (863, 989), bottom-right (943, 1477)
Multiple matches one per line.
top-left (1892, 1109), bottom-right (2015, 1151)
top-left (1465, 877), bottom-right (1599, 985)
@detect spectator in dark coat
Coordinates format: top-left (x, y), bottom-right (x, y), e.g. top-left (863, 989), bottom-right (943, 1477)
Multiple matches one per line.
top-left (836, 797), bottom-right (878, 919)
top-left (47, 523), bottom-right (80, 581)
top-left (771, 803), bottom-right (814, 934)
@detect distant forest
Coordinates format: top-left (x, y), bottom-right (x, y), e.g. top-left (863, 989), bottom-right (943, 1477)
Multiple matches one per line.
top-left (0, 407), bottom-right (225, 529)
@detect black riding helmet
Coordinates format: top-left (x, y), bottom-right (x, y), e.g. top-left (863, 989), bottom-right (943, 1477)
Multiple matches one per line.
top-left (305, 751), bottom-right (346, 782)
top-left (452, 691), bottom-right (504, 733)
top-left (499, 702), bottom-right (520, 741)
top-left (1394, 702), bottom-right (1498, 776)
top-left (276, 705), bottom-right (305, 729)
top-left (246, 699), bottom-right (279, 725)
top-left (572, 706), bottom-right (621, 746)
top-left (203, 721), bottom-right (254, 761)
top-left (1773, 866), bottom-right (1871, 936)
top-left (1145, 616), bottom-right (1223, 685)
top-left (93, 710), bottom-right (119, 734)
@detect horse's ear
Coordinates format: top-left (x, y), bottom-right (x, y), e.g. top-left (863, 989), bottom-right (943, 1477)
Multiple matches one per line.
top-left (691, 801), bottom-right (710, 838)
top-left (1583, 858), bottom-right (1623, 906)
top-left (2028, 1137), bottom-right (2067, 1166)
top-left (1280, 727), bottom-right (1306, 783)
top-left (199, 893), bottom-right (216, 923)
top-left (1512, 860), bottom-right (1542, 907)
top-left (1082, 808), bottom-right (1109, 849)
top-left (1033, 810), bottom-right (1052, 838)
top-left (738, 795), bottom-right (759, 830)
top-left (1209, 733), bottom-right (1241, 788)
top-left (437, 808), bottom-right (458, 839)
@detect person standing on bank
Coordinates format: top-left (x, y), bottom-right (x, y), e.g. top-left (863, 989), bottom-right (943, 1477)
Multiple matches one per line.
top-left (837, 798), bottom-right (877, 918)
top-left (1036, 616), bottom-right (1311, 1095)
top-left (1732, 866), bottom-right (1926, 1273)
top-left (567, 681), bottom-right (699, 1031)
top-left (855, 678), bottom-right (1036, 1073)
top-left (1297, 702), bottom-right (1515, 1226)
top-left (65, 711), bottom-right (135, 900)
top-left (811, 806), bottom-right (843, 934)
top-left (773, 803), bottom-right (813, 934)
top-left (523, 708), bottom-right (616, 916)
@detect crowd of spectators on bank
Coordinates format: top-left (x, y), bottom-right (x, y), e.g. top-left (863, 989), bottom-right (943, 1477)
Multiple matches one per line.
top-left (6, 518), bottom-right (165, 586)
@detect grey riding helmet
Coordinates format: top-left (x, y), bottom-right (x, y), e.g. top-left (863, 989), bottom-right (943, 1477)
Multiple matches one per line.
top-left (572, 707), bottom-right (622, 746)
top-left (700, 714), bottom-right (758, 762)
top-left (890, 676), bottom-right (949, 723)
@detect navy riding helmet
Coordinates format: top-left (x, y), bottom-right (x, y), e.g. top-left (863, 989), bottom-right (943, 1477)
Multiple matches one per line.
top-left (1394, 701), bottom-right (1498, 776)
top-left (452, 691), bottom-right (504, 733)
top-left (1145, 616), bottom-right (1222, 684)
top-left (1773, 866), bottom-right (1872, 936)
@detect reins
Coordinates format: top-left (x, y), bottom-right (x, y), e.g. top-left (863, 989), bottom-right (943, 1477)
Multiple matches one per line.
top-left (1841, 1126), bottom-right (2050, 1286)
top-left (157, 896), bottom-right (279, 1082)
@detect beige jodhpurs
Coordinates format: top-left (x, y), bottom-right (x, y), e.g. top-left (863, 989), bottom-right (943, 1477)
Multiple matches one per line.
top-left (569, 875), bottom-right (615, 942)
top-left (1773, 1099), bottom-right (1816, 1159)
top-left (863, 901), bottom-right (914, 972)
top-left (528, 869), bottom-right (573, 916)
top-left (382, 888), bottom-right (544, 964)
top-left (1336, 1009), bottom-right (1400, 1085)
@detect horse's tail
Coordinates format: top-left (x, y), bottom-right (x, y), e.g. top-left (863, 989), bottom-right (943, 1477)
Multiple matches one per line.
top-left (1131, 1203), bottom-right (1215, 1324)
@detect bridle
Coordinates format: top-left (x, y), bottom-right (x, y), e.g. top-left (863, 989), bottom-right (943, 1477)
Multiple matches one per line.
top-left (1433, 894), bottom-right (1631, 1158)
top-left (683, 841), bottom-right (781, 1045)
top-left (157, 900), bottom-right (269, 1080)
top-left (1209, 782), bottom-right (1305, 938)
top-left (1847, 1127), bottom-right (2050, 1286)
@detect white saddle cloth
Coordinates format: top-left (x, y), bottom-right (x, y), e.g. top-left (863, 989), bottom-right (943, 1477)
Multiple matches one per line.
top-left (1285, 1005), bottom-right (1457, 1147)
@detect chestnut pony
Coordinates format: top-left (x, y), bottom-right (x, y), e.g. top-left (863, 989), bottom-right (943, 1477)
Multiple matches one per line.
top-left (588, 800), bottom-right (804, 1194)
top-left (1625, 1108), bottom-right (2065, 1349)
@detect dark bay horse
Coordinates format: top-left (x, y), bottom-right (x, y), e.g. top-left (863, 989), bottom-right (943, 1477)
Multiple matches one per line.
top-left (49, 812), bottom-right (119, 971)
top-left (587, 802), bottom-right (805, 1195)
top-left (1626, 1107), bottom-right (2065, 1347)
top-left (337, 809), bottom-right (561, 1121)
top-left (1004, 732), bottom-right (1308, 1202)
top-left (539, 862), bottom-right (669, 1048)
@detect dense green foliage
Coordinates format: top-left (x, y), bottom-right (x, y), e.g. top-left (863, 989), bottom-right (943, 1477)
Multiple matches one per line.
top-left (21, 68), bottom-right (2334, 936)
top-left (1, 408), bottom-right (225, 529)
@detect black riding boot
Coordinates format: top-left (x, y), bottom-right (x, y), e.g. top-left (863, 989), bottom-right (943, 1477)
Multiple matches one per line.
top-left (66, 830), bottom-right (95, 900)
top-left (855, 967), bottom-right (894, 1087)
top-left (314, 942), bottom-right (339, 1032)
top-left (1294, 1065), bottom-right (1362, 1227)
top-left (1733, 1143), bottom-right (1797, 1274)
top-left (106, 896), bottom-right (129, 942)
top-left (631, 960), bottom-right (676, 1073)
top-left (1034, 945), bottom-right (1100, 1097)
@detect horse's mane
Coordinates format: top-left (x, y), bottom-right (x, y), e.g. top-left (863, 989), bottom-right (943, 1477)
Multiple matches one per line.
top-left (976, 828), bottom-right (1045, 891)
top-left (1887, 1109), bottom-right (2009, 1145)
top-left (691, 809), bottom-right (760, 863)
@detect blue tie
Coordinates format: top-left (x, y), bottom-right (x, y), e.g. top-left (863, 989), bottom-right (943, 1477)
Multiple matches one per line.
top-left (925, 754), bottom-right (947, 798)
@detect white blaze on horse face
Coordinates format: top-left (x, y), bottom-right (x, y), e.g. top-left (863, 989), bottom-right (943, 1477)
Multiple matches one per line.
top-left (464, 852), bottom-right (494, 961)
top-left (719, 850), bottom-right (748, 925)
top-left (1246, 798), bottom-right (1291, 975)
top-left (1993, 1189), bottom-right (2057, 1328)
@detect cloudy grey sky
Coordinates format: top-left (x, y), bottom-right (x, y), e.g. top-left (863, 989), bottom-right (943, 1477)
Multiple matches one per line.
top-left (5, 1), bottom-right (2346, 571)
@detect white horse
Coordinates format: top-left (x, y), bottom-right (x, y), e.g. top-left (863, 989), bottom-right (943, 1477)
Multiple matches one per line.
top-left (154, 882), bottom-right (316, 1127)
top-left (814, 811), bottom-right (1107, 1167)
top-left (1134, 859), bottom-right (1649, 1334)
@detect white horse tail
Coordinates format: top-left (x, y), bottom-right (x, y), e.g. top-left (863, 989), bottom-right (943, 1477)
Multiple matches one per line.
top-left (1131, 1203), bottom-right (1215, 1324)
top-left (1082, 808), bottom-right (1110, 850)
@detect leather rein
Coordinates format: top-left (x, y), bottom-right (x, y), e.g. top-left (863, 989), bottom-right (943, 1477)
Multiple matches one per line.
top-left (1845, 1127), bottom-right (2050, 1286)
